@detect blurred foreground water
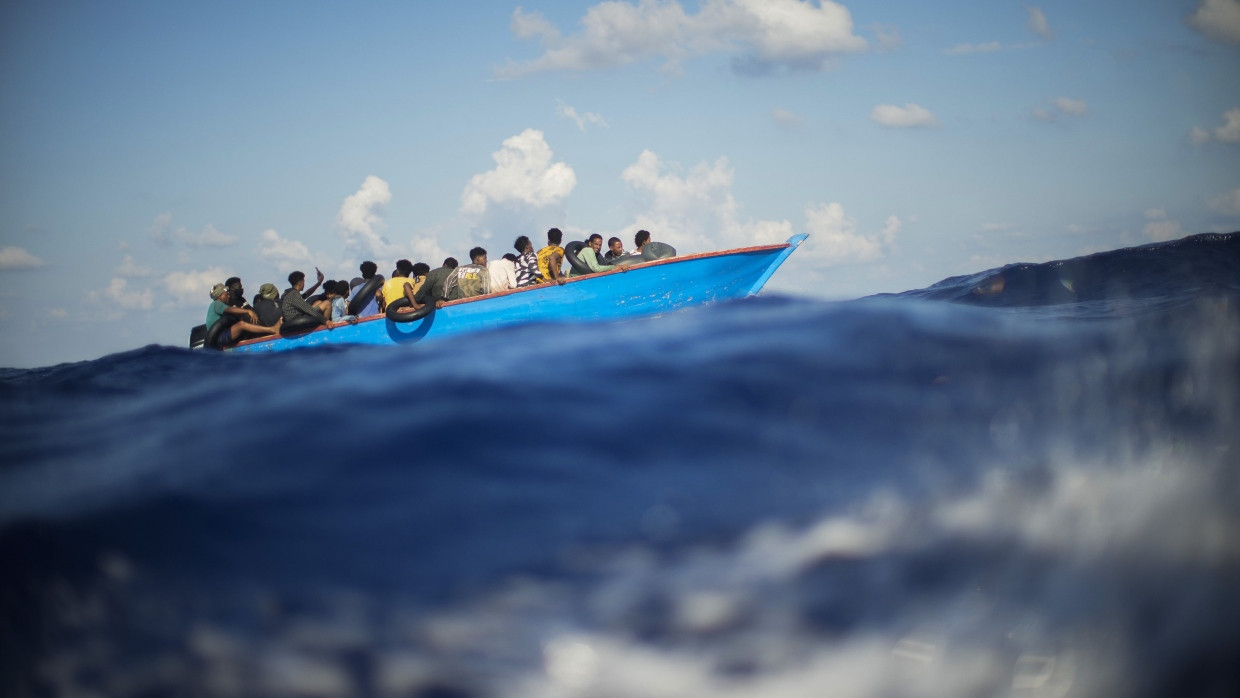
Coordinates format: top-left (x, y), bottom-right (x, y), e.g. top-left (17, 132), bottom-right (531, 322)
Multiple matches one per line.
top-left (2, 233), bottom-right (1238, 697)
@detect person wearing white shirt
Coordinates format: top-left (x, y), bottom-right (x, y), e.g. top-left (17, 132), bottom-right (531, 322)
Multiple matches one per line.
top-left (488, 254), bottom-right (519, 292)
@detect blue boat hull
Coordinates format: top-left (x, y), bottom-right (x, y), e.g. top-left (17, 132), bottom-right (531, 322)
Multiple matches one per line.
top-left (230, 234), bottom-right (807, 353)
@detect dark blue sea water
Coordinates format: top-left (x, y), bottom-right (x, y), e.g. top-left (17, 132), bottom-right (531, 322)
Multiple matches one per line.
top-left (3, 233), bottom-right (1238, 697)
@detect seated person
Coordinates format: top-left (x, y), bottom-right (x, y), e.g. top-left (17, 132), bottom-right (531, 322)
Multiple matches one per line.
top-left (379, 259), bottom-right (421, 313)
top-left (537, 228), bottom-right (567, 285)
top-left (444, 247), bottom-right (492, 300)
top-left (488, 252), bottom-right (518, 292)
top-left (414, 257), bottom-right (459, 309)
top-left (280, 270), bottom-right (330, 326)
top-left (633, 229), bottom-right (651, 255)
top-left (206, 283), bottom-right (281, 347)
top-left (327, 280), bottom-right (358, 325)
top-left (603, 236), bottom-right (627, 260)
top-left (513, 235), bottom-right (540, 287)
top-left (349, 261), bottom-right (384, 316)
top-left (252, 283), bottom-right (282, 326)
top-left (225, 276), bottom-right (252, 311)
top-left (570, 234), bottom-right (622, 276)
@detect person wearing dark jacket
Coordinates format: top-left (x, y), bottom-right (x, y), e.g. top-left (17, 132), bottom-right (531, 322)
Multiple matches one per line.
top-left (281, 270), bottom-right (330, 325)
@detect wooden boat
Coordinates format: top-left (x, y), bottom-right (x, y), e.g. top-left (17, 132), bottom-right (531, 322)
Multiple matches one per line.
top-left (222, 234), bottom-right (807, 353)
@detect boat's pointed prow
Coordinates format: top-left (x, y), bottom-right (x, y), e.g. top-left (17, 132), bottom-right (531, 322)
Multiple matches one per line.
top-left (745, 233), bottom-right (809, 296)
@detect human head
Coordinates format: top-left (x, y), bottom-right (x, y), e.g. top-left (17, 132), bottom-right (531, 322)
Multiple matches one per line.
top-left (514, 235), bottom-right (532, 254)
top-left (634, 230), bottom-right (651, 249)
top-left (395, 259), bottom-right (414, 277)
top-left (360, 260), bottom-right (378, 279)
top-left (288, 270), bottom-right (306, 290)
top-left (443, 257), bottom-right (459, 269)
top-left (547, 228), bottom-right (563, 245)
top-left (502, 253), bottom-right (517, 263)
top-left (323, 280), bottom-right (338, 297)
top-left (412, 262), bottom-right (430, 277)
top-left (259, 283), bottom-right (278, 301)
top-left (587, 234), bottom-right (603, 251)
top-left (211, 283), bottom-right (229, 301)
top-left (225, 276), bottom-right (244, 306)
top-left (608, 237), bottom-right (622, 255)
top-left (469, 247), bottom-right (487, 264)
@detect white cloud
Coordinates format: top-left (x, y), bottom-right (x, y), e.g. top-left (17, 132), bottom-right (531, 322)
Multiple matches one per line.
top-left (804, 202), bottom-right (885, 263)
top-left (1208, 188), bottom-right (1240, 216)
top-left (88, 277), bottom-right (154, 311)
top-left (336, 175), bottom-right (393, 258)
top-left (869, 103), bottom-right (938, 128)
top-left (0, 246), bottom-right (45, 270)
top-left (1142, 208), bottom-right (1185, 242)
top-left (771, 108), bottom-right (804, 129)
top-left (461, 129), bottom-right (577, 217)
top-left (161, 267), bottom-right (229, 309)
top-left (499, 0), bottom-right (868, 78)
top-left (1027, 6), bottom-right (1052, 39)
top-left (1186, 0), bottom-right (1240, 44)
top-left (49, 308), bottom-right (68, 319)
top-left (619, 149), bottom-right (894, 266)
top-left (557, 100), bottom-right (609, 131)
top-left (257, 228), bottom-right (313, 268)
top-left (115, 255), bottom-right (153, 278)
top-left (148, 213), bottom-right (239, 248)
top-left (943, 41), bottom-right (1001, 55)
top-left (1189, 107), bottom-right (1240, 144)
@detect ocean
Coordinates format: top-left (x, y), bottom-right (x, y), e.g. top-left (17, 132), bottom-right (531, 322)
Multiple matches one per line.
top-left (2, 232), bottom-right (1238, 697)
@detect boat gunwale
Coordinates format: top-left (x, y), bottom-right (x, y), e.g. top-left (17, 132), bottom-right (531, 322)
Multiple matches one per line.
top-left (232, 239), bottom-right (794, 350)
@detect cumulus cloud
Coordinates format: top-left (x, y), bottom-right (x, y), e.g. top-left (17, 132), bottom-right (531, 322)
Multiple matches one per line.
top-left (461, 129), bottom-right (577, 217)
top-left (556, 100), bottom-right (609, 132)
top-left (115, 255), bottom-right (153, 278)
top-left (1143, 208), bottom-right (1185, 242)
top-left (88, 277), bottom-right (154, 311)
top-left (619, 149), bottom-right (894, 266)
top-left (335, 175), bottom-right (394, 259)
top-left (1027, 6), bottom-right (1052, 39)
top-left (257, 229), bottom-right (314, 268)
top-left (161, 267), bottom-right (229, 309)
top-left (771, 108), bottom-right (804, 129)
top-left (148, 213), bottom-right (239, 248)
top-left (0, 246), bottom-right (45, 270)
top-left (1190, 107), bottom-right (1240, 145)
top-left (1186, 0), bottom-right (1240, 44)
top-left (1208, 188), bottom-right (1240, 216)
top-left (869, 103), bottom-right (938, 128)
top-left (499, 0), bottom-right (868, 78)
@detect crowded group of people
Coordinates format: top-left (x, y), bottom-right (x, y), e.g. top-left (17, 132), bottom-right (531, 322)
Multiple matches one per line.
top-left (203, 228), bottom-right (658, 347)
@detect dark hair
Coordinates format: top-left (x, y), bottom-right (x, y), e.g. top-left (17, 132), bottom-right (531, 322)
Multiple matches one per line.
top-left (502, 253), bottom-right (517, 263)
top-left (412, 262), bottom-right (430, 276)
top-left (323, 280), bottom-right (337, 295)
top-left (336, 280), bottom-right (349, 297)
top-left (443, 257), bottom-right (459, 269)
top-left (360, 261), bottom-right (377, 278)
top-left (587, 233), bottom-right (603, 244)
top-left (288, 270), bottom-right (305, 286)
top-left (547, 228), bottom-right (563, 245)
top-left (607, 237), bottom-right (621, 247)
top-left (514, 235), bottom-right (531, 253)
top-left (634, 230), bottom-right (651, 248)
top-left (469, 247), bottom-right (487, 263)
top-left (395, 259), bottom-right (414, 275)
top-left (225, 276), bottom-right (241, 288)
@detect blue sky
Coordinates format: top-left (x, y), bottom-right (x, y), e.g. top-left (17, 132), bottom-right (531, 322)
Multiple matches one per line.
top-left (1, 0), bottom-right (1238, 367)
